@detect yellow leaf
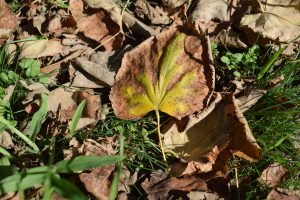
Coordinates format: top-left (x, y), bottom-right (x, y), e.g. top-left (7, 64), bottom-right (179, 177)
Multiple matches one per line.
top-left (110, 26), bottom-right (214, 119)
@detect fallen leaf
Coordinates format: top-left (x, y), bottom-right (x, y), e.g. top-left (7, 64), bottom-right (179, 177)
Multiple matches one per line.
top-left (142, 171), bottom-right (230, 200)
top-left (163, 93), bottom-right (262, 175)
top-left (258, 162), bottom-right (288, 188)
top-left (110, 25), bottom-right (214, 120)
top-left (0, 0), bottom-right (17, 44)
top-left (64, 138), bottom-right (117, 200)
top-left (83, 0), bottom-right (158, 38)
top-left (162, 0), bottom-right (191, 14)
top-left (240, 0), bottom-right (300, 43)
top-left (187, 191), bottom-right (224, 200)
top-left (79, 165), bottom-right (114, 200)
top-left (0, 131), bottom-right (14, 149)
top-left (20, 39), bottom-right (64, 58)
top-left (190, 0), bottom-right (229, 23)
top-left (267, 188), bottom-right (300, 200)
top-left (134, 0), bottom-right (171, 25)
top-left (69, 0), bottom-right (123, 51)
top-left (74, 54), bottom-right (116, 86)
top-left (45, 87), bottom-right (101, 131)
top-left (236, 87), bottom-right (266, 113)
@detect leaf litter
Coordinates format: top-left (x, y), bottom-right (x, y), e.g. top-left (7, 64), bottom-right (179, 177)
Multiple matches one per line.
top-left (0, 0), bottom-right (299, 199)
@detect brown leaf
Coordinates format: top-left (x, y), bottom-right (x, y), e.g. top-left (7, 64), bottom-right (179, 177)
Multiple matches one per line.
top-left (64, 138), bottom-right (117, 200)
top-left (0, 131), bottom-right (14, 149)
top-left (142, 171), bottom-right (230, 200)
top-left (267, 188), bottom-right (300, 200)
top-left (240, 0), bottom-right (300, 43)
top-left (69, 0), bottom-right (123, 51)
top-left (74, 54), bottom-right (115, 86)
top-left (163, 93), bottom-right (262, 175)
top-left (258, 162), bottom-right (288, 188)
top-left (20, 39), bottom-right (64, 58)
top-left (0, 0), bottom-right (17, 43)
top-left (190, 0), bottom-right (229, 23)
top-left (134, 0), bottom-right (171, 25)
top-left (46, 88), bottom-right (101, 130)
top-left (79, 165), bottom-right (114, 200)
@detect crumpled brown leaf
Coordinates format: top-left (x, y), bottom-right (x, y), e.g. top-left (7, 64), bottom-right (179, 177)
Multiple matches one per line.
top-left (240, 0), bottom-right (300, 43)
top-left (258, 162), bottom-right (288, 188)
top-left (0, 0), bottom-right (17, 44)
top-left (20, 39), bottom-right (64, 58)
top-left (74, 54), bottom-right (116, 86)
top-left (142, 170), bottom-right (230, 200)
top-left (134, 0), bottom-right (171, 25)
top-left (163, 93), bottom-right (262, 175)
top-left (0, 131), bottom-right (14, 149)
top-left (69, 0), bottom-right (123, 51)
top-left (267, 188), bottom-right (300, 200)
top-left (190, 0), bottom-right (229, 23)
top-left (46, 88), bottom-right (101, 130)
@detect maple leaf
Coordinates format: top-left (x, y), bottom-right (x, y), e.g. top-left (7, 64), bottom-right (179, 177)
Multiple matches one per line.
top-left (110, 26), bottom-right (214, 120)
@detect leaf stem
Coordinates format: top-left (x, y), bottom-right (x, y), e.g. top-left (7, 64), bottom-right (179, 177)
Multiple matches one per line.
top-left (155, 110), bottom-right (167, 163)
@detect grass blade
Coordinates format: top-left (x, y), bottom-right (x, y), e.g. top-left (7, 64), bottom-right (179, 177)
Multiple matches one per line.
top-left (0, 115), bottom-right (39, 152)
top-left (0, 166), bottom-right (49, 196)
top-left (257, 47), bottom-right (286, 80)
top-left (69, 100), bottom-right (86, 136)
top-left (50, 174), bottom-right (87, 200)
top-left (55, 155), bottom-right (125, 173)
top-left (28, 94), bottom-right (48, 140)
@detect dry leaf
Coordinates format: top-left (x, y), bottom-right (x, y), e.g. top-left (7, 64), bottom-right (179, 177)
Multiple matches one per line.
top-left (267, 188), bottom-right (300, 200)
top-left (74, 55), bottom-right (115, 86)
top-left (20, 39), bottom-right (64, 58)
top-left (164, 93), bottom-right (262, 175)
top-left (142, 171), bottom-right (230, 200)
top-left (240, 0), bottom-right (300, 43)
top-left (258, 162), bottom-right (288, 188)
top-left (0, 0), bottom-right (17, 43)
top-left (162, 0), bottom-right (191, 14)
top-left (69, 0), bottom-right (123, 51)
top-left (110, 25), bottom-right (214, 120)
top-left (64, 139), bottom-right (117, 200)
top-left (236, 87), bottom-right (266, 113)
top-left (46, 87), bottom-right (101, 130)
top-left (190, 0), bottom-right (229, 23)
top-left (187, 191), bottom-right (224, 200)
top-left (79, 165), bottom-right (114, 200)
top-left (83, 0), bottom-right (158, 37)
top-left (0, 131), bottom-right (14, 149)
top-left (134, 0), bottom-right (171, 25)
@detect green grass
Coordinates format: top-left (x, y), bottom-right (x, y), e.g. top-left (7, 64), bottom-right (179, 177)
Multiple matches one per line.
top-left (229, 56), bottom-right (300, 199)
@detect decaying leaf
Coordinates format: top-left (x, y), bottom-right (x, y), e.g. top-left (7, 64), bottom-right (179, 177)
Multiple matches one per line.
top-left (69, 0), bottom-right (123, 51)
top-left (267, 188), bottom-right (300, 200)
top-left (135, 0), bottom-right (171, 25)
top-left (0, 0), bottom-right (17, 43)
top-left (110, 26), bottom-right (214, 120)
top-left (240, 0), bottom-right (300, 43)
top-left (20, 39), bottom-right (64, 58)
top-left (163, 93), bottom-right (262, 175)
top-left (74, 55), bottom-right (115, 86)
top-left (83, 0), bottom-right (158, 38)
top-left (258, 162), bottom-right (288, 188)
top-left (43, 88), bottom-right (101, 130)
top-left (0, 131), bottom-right (14, 149)
top-left (190, 0), bottom-right (229, 23)
top-left (142, 170), bottom-right (230, 200)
